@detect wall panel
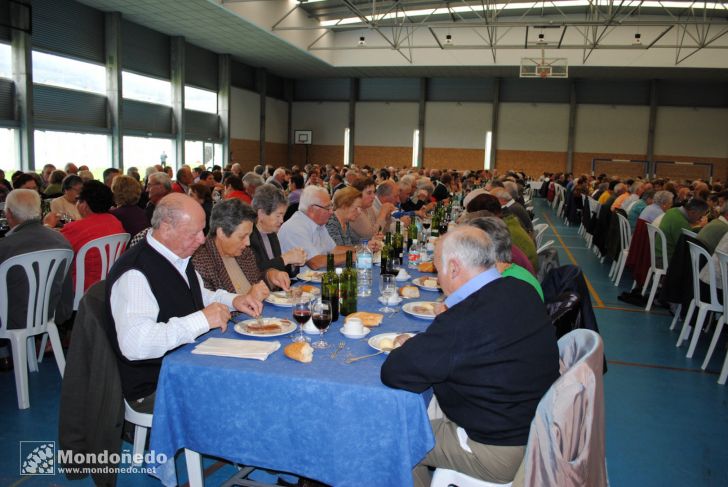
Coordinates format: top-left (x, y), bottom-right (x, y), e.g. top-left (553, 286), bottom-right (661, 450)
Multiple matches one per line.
top-left (574, 104), bottom-right (649, 154)
top-left (498, 103), bottom-right (569, 152)
top-left (355, 102), bottom-right (418, 147)
top-left (425, 102), bottom-right (492, 149)
top-left (654, 107), bottom-right (728, 158)
top-left (292, 102), bottom-right (347, 146)
top-left (230, 87), bottom-right (260, 140)
top-left (266, 96), bottom-right (289, 144)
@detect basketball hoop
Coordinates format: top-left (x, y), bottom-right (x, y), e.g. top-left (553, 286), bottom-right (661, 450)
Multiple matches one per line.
top-left (539, 70), bottom-right (548, 79)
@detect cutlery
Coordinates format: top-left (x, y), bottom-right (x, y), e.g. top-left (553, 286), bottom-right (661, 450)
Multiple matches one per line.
top-left (255, 314), bottom-right (265, 327)
top-left (330, 341), bottom-right (345, 359)
top-left (345, 347), bottom-right (392, 364)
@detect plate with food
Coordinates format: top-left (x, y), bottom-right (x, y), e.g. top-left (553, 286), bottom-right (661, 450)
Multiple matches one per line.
top-left (402, 301), bottom-right (438, 320)
top-left (296, 270), bottom-right (324, 282)
top-left (265, 286), bottom-right (320, 307)
top-left (412, 276), bottom-right (441, 292)
top-left (367, 332), bottom-right (415, 354)
top-left (234, 318), bottom-right (297, 337)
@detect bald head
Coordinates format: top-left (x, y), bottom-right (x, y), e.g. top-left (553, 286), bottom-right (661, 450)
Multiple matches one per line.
top-left (151, 193), bottom-right (207, 259)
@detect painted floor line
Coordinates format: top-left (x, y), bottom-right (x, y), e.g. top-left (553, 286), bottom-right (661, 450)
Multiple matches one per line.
top-left (542, 212), bottom-right (606, 308)
top-left (607, 359), bottom-right (720, 375)
top-left (594, 305), bottom-right (671, 315)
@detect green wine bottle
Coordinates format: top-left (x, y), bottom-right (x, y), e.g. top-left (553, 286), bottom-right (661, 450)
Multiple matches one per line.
top-left (321, 254), bottom-right (339, 322)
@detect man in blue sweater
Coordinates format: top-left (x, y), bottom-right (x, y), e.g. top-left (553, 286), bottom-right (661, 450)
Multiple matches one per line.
top-left (381, 226), bottom-right (559, 486)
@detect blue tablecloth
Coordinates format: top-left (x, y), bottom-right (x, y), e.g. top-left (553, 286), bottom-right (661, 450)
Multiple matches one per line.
top-left (149, 267), bottom-right (439, 486)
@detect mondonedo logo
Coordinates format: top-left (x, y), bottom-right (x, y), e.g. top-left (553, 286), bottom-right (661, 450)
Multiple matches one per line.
top-left (19, 441), bottom-right (167, 476)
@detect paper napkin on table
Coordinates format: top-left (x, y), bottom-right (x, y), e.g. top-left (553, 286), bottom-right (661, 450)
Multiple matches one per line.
top-left (192, 338), bottom-right (280, 360)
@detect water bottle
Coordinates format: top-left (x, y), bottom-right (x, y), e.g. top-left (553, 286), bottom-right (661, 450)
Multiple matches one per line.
top-left (408, 239), bottom-right (420, 269)
top-left (356, 241), bottom-right (373, 297)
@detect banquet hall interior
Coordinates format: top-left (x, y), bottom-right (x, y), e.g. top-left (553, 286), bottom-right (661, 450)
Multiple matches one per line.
top-left (0, 0), bottom-right (727, 486)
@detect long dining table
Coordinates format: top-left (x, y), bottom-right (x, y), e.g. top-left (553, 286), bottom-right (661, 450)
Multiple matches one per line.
top-left (149, 266), bottom-right (439, 487)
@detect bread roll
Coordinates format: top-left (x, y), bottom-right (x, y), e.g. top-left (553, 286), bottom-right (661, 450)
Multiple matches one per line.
top-left (399, 285), bottom-right (420, 298)
top-left (418, 261), bottom-right (435, 273)
top-left (284, 342), bottom-right (313, 363)
top-left (345, 311), bottom-right (383, 327)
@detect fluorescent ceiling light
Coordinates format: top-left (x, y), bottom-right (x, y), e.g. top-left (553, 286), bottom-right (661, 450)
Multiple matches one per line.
top-left (320, 1), bottom-right (726, 27)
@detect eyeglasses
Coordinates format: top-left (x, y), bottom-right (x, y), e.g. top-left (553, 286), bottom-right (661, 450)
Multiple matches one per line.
top-left (312, 203), bottom-right (334, 211)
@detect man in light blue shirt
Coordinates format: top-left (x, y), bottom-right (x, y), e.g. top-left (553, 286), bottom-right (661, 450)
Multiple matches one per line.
top-left (278, 185), bottom-right (353, 270)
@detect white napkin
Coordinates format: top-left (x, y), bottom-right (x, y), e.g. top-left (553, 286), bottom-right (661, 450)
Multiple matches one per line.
top-left (192, 338), bottom-right (280, 360)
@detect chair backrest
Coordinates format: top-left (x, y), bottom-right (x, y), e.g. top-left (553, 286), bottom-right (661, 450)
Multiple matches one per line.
top-left (616, 213), bottom-right (631, 252)
top-left (681, 228), bottom-right (698, 239)
top-left (687, 241), bottom-right (719, 307)
top-left (534, 223), bottom-right (548, 245)
top-left (716, 250), bottom-right (728, 318)
top-left (588, 197), bottom-right (599, 215)
top-left (646, 223), bottom-right (668, 271)
top-left (0, 248), bottom-right (74, 334)
top-left (73, 233), bottom-right (130, 310)
top-left (521, 329), bottom-right (607, 487)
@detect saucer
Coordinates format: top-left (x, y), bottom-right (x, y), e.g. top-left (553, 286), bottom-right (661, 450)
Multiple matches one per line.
top-left (395, 272), bottom-right (411, 282)
top-left (339, 326), bottom-right (371, 339)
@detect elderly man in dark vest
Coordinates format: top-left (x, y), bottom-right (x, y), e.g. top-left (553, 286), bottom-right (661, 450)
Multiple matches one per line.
top-left (106, 193), bottom-right (263, 413)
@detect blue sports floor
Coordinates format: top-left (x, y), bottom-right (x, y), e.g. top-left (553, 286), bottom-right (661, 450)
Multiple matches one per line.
top-left (1, 198), bottom-right (727, 486)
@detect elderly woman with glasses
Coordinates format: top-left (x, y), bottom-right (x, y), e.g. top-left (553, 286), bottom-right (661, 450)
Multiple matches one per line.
top-left (49, 174), bottom-right (83, 222)
top-left (326, 186), bottom-right (382, 251)
top-left (250, 183), bottom-right (307, 276)
top-left (192, 199), bottom-right (291, 301)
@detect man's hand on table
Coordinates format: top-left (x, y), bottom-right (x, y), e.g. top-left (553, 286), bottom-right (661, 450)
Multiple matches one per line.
top-left (233, 293), bottom-right (264, 317)
top-left (203, 302), bottom-right (231, 333)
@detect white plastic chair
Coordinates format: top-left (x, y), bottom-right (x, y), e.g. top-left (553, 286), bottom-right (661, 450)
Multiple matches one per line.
top-left (676, 242), bottom-right (722, 358)
top-left (72, 233), bottom-right (130, 311)
top-left (0, 248), bottom-right (73, 409)
top-left (703, 250), bottom-right (728, 373)
top-left (432, 330), bottom-right (607, 487)
top-left (124, 399), bottom-right (153, 467)
top-left (533, 223), bottom-right (548, 248)
top-left (643, 223), bottom-right (669, 312)
top-left (612, 214), bottom-right (632, 286)
top-left (537, 240), bottom-right (554, 254)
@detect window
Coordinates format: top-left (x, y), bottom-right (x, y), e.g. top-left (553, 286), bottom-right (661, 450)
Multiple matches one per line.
top-left (185, 85), bottom-right (217, 114)
top-left (35, 130), bottom-right (110, 178)
top-left (411, 129), bottom-right (420, 168)
top-left (32, 51), bottom-right (106, 94)
top-left (0, 43), bottom-right (10, 80)
top-left (123, 71), bottom-right (172, 106)
top-left (484, 131), bottom-right (493, 170)
top-left (185, 140), bottom-right (223, 167)
top-left (123, 135), bottom-right (176, 172)
top-left (0, 128), bottom-right (18, 171)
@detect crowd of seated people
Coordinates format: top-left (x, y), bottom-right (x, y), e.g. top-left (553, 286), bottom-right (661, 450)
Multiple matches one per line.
top-left (4, 157), bottom-right (725, 485)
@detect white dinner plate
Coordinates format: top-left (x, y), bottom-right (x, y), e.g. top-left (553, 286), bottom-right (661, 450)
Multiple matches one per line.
top-left (296, 270), bottom-right (324, 282)
top-left (338, 326), bottom-right (371, 340)
top-left (367, 332), bottom-right (414, 353)
top-left (265, 289), bottom-right (320, 307)
top-left (402, 301), bottom-right (438, 320)
top-left (234, 318), bottom-right (296, 337)
top-left (412, 276), bottom-right (441, 292)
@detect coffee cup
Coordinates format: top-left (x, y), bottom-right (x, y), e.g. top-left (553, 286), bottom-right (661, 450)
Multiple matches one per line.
top-left (344, 317), bottom-right (364, 335)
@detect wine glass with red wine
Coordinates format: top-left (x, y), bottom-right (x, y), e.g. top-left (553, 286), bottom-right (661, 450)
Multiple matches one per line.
top-left (311, 299), bottom-right (332, 349)
top-left (291, 298), bottom-right (311, 343)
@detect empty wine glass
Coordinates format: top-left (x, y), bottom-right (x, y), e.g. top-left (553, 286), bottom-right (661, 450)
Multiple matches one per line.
top-left (311, 299), bottom-right (332, 349)
top-left (378, 274), bottom-right (397, 313)
top-left (291, 297), bottom-right (311, 343)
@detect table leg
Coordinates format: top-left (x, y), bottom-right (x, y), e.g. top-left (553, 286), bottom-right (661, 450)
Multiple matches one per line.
top-left (185, 449), bottom-right (204, 487)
